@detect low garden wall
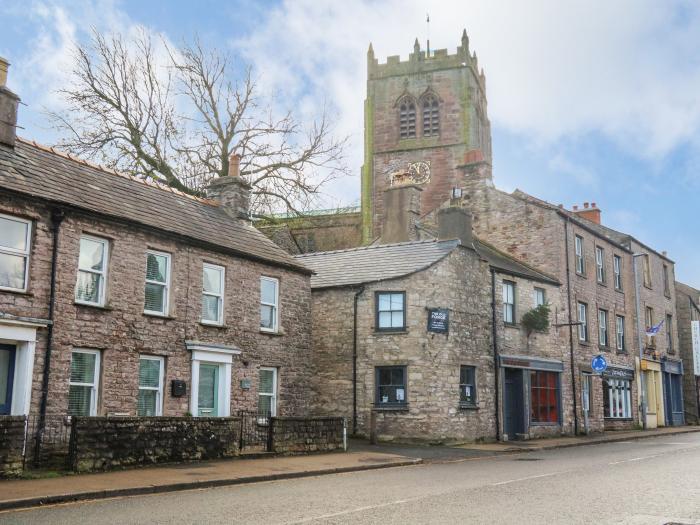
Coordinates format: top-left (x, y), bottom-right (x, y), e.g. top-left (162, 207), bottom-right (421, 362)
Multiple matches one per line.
top-left (0, 416), bottom-right (26, 478)
top-left (69, 416), bottom-right (241, 473)
top-left (271, 417), bottom-right (344, 454)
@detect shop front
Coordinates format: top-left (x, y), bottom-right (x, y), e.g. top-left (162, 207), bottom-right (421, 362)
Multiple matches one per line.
top-left (662, 358), bottom-right (684, 426)
top-left (601, 366), bottom-right (635, 430)
top-left (640, 358), bottom-right (665, 429)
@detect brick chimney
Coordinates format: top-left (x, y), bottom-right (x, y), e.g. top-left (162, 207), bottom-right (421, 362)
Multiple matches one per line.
top-left (437, 206), bottom-right (473, 246)
top-left (0, 57), bottom-right (20, 148)
top-left (380, 184), bottom-right (422, 244)
top-left (571, 202), bottom-right (601, 225)
top-left (206, 153), bottom-right (251, 219)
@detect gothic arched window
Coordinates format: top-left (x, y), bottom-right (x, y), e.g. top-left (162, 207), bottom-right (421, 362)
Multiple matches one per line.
top-left (422, 94), bottom-right (439, 137)
top-left (398, 97), bottom-right (416, 139)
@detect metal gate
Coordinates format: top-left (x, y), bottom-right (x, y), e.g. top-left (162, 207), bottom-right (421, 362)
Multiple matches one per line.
top-left (237, 410), bottom-right (273, 452)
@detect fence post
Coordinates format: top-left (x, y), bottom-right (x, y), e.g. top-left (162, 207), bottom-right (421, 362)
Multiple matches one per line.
top-left (267, 416), bottom-right (275, 453)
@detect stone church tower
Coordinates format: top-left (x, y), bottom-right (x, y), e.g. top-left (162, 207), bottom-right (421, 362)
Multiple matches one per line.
top-left (361, 30), bottom-right (492, 242)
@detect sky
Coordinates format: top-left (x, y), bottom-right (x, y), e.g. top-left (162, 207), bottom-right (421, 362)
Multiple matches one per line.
top-left (1, 0), bottom-right (699, 287)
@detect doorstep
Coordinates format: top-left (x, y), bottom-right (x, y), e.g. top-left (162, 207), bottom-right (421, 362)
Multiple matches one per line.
top-left (0, 451), bottom-right (421, 511)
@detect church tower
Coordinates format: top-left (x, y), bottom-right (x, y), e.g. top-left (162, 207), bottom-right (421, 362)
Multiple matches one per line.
top-left (361, 30), bottom-right (492, 242)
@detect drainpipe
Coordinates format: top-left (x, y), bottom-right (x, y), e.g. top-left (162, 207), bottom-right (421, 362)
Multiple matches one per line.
top-left (36, 208), bottom-right (64, 449)
top-left (352, 285), bottom-right (365, 436)
top-left (490, 268), bottom-right (501, 441)
top-left (632, 253), bottom-right (648, 429)
top-left (563, 218), bottom-right (579, 435)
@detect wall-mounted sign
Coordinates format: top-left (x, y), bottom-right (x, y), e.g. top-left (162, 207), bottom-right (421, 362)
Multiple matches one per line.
top-left (240, 379), bottom-right (252, 390)
top-left (591, 355), bottom-right (608, 373)
top-left (427, 308), bottom-right (449, 333)
top-left (602, 366), bottom-right (634, 381)
top-left (692, 320), bottom-right (700, 376)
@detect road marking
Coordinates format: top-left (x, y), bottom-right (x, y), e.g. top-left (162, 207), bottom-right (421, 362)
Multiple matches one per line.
top-left (609, 453), bottom-right (665, 465)
top-left (490, 471), bottom-right (562, 486)
top-left (286, 495), bottom-right (430, 524)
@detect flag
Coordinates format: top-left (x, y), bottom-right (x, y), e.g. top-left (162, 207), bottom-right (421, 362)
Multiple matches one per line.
top-left (646, 319), bottom-right (664, 337)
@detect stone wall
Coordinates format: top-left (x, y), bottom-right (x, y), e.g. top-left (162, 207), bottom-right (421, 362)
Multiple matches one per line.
top-left (271, 417), bottom-right (344, 454)
top-left (675, 281), bottom-right (700, 423)
top-left (0, 416), bottom-right (26, 478)
top-left (69, 417), bottom-right (241, 473)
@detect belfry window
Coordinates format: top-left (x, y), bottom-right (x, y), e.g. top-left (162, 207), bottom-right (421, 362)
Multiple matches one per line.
top-left (399, 97), bottom-right (416, 139)
top-left (422, 94), bottom-right (439, 137)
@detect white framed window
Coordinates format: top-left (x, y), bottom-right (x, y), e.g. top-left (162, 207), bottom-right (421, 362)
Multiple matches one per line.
top-left (604, 378), bottom-right (632, 418)
top-left (75, 235), bottom-right (109, 306)
top-left (575, 235), bottom-right (585, 274)
top-left (260, 277), bottom-right (279, 332)
top-left (578, 302), bottom-right (588, 342)
top-left (258, 367), bottom-right (278, 419)
top-left (144, 250), bottom-right (171, 315)
top-left (616, 315), bottom-right (625, 351)
top-left (613, 255), bottom-right (623, 291)
top-left (598, 309), bottom-right (608, 347)
top-left (202, 264), bottom-right (225, 325)
top-left (534, 287), bottom-right (546, 307)
top-left (138, 355), bottom-right (164, 416)
top-left (0, 213), bottom-right (32, 292)
top-left (595, 246), bottom-right (605, 283)
top-left (68, 349), bottom-right (100, 416)
top-left (503, 281), bottom-right (516, 324)
top-left (376, 291), bottom-right (406, 331)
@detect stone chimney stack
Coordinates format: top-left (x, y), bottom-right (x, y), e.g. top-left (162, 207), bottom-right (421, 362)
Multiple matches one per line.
top-left (206, 153), bottom-right (251, 219)
top-left (0, 57), bottom-right (20, 148)
top-left (571, 202), bottom-right (602, 225)
top-left (380, 184), bottom-right (422, 244)
top-left (437, 206), bottom-right (473, 246)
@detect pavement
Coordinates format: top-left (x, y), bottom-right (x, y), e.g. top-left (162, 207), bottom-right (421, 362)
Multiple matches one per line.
top-left (3, 431), bottom-right (700, 524)
top-left (0, 425), bottom-right (697, 513)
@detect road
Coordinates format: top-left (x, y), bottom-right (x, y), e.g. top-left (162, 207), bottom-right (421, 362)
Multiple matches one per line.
top-left (1, 433), bottom-right (699, 525)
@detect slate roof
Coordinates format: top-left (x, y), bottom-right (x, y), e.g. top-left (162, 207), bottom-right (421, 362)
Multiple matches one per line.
top-left (0, 139), bottom-right (309, 273)
top-left (295, 238), bottom-right (559, 289)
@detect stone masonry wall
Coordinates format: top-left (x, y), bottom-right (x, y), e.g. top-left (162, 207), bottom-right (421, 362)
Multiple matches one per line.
top-left (0, 416), bottom-right (26, 478)
top-left (69, 416), bottom-right (240, 472)
top-left (271, 417), bottom-right (344, 454)
top-left (675, 281), bottom-right (700, 423)
top-left (0, 192), bottom-right (312, 419)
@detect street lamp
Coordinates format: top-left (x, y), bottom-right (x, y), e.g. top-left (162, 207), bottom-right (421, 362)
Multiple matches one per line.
top-left (632, 252), bottom-right (647, 430)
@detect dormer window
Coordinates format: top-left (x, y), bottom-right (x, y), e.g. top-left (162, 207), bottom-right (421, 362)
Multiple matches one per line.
top-left (422, 94), bottom-right (439, 137)
top-left (399, 97), bottom-right (416, 139)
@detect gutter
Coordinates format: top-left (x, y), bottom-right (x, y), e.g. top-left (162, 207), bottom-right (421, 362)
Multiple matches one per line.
top-left (352, 286), bottom-right (365, 436)
top-left (564, 217), bottom-right (580, 435)
top-left (490, 268), bottom-right (501, 441)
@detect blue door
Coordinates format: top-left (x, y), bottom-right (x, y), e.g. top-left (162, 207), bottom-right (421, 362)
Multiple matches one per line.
top-left (0, 344), bottom-right (16, 415)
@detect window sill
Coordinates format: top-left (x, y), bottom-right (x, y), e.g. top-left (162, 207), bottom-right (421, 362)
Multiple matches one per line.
top-left (260, 328), bottom-right (285, 336)
top-left (578, 340), bottom-right (591, 347)
top-left (616, 350), bottom-right (628, 355)
top-left (615, 288), bottom-right (624, 294)
top-left (201, 321), bottom-right (226, 329)
top-left (459, 403), bottom-right (479, 410)
top-left (575, 271), bottom-right (587, 279)
top-left (599, 346), bottom-right (611, 353)
top-left (643, 284), bottom-right (653, 290)
top-left (143, 312), bottom-right (175, 320)
top-left (504, 323), bottom-right (520, 329)
top-left (597, 281), bottom-right (607, 288)
top-left (74, 301), bottom-right (112, 311)
top-left (373, 405), bottom-right (409, 412)
top-left (373, 329), bottom-right (409, 335)
top-left (0, 287), bottom-right (31, 296)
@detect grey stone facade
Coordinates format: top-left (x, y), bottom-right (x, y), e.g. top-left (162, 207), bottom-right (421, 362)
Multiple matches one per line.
top-left (675, 281), bottom-right (700, 423)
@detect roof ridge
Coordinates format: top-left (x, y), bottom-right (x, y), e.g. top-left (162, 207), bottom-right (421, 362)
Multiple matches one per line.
top-left (295, 238), bottom-right (450, 258)
top-left (17, 137), bottom-right (218, 206)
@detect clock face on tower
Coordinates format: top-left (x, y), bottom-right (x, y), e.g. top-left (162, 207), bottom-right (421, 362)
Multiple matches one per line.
top-left (407, 161), bottom-right (430, 184)
top-left (385, 160), bottom-right (431, 186)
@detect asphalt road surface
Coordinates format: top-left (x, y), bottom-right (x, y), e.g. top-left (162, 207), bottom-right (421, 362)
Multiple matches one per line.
top-left (2, 433), bottom-right (699, 525)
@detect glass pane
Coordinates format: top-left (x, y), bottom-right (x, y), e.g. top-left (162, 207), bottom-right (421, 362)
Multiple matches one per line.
top-left (138, 389), bottom-right (157, 416)
top-left (378, 311), bottom-right (391, 328)
top-left (68, 385), bottom-right (92, 416)
top-left (259, 369), bottom-right (274, 395)
top-left (390, 293), bottom-right (403, 310)
top-left (139, 358), bottom-right (161, 388)
top-left (202, 295), bottom-right (220, 322)
top-left (76, 270), bottom-right (101, 303)
top-left (70, 352), bottom-right (96, 383)
top-left (261, 279), bottom-right (277, 304)
top-left (258, 394), bottom-right (272, 417)
top-left (260, 304), bottom-right (275, 329)
top-left (145, 283), bottom-right (165, 312)
top-left (379, 368), bottom-right (391, 385)
top-left (79, 238), bottom-right (105, 271)
top-left (146, 253), bottom-right (167, 283)
top-left (391, 368), bottom-right (404, 385)
top-left (0, 252), bottom-right (26, 289)
top-left (203, 266), bottom-right (222, 294)
top-left (391, 311), bottom-right (403, 327)
top-left (0, 217), bottom-right (28, 251)
top-left (0, 349), bottom-right (10, 406)
top-left (378, 294), bottom-right (390, 312)
top-left (198, 364), bottom-right (218, 415)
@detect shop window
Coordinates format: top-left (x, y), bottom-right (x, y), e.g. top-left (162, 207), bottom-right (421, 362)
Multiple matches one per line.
top-left (530, 370), bottom-right (559, 424)
top-left (603, 378), bottom-right (632, 418)
top-left (375, 366), bottom-right (407, 407)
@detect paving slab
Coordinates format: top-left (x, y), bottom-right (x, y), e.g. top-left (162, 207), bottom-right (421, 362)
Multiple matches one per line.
top-left (0, 451), bottom-right (420, 511)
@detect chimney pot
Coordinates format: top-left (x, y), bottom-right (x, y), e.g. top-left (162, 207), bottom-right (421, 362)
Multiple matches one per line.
top-left (573, 205), bottom-right (579, 211)
top-left (591, 202), bottom-right (597, 208)
top-left (584, 202), bottom-right (589, 209)
top-left (206, 156), bottom-right (251, 219)
top-left (228, 153), bottom-right (241, 177)
top-left (0, 58), bottom-right (8, 88)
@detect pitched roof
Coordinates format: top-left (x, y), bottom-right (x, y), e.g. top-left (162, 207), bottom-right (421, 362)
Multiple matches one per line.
top-left (0, 139), bottom-right (309, 273)
top-left (295, 237), bottom-right (559, 289)
top-left (295, 239), bottom-right (460, 288)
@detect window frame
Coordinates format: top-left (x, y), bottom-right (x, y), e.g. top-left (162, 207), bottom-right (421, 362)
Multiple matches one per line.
top-left (613, 254), bottom-right (623, 291)
top-left (529, 370), bottom-right (560, 425)
top-left (663, 264), bottom-right (670, 297)
top-left (503, 281), bottom-right (516, 325)
top-left (459, 365), bottom-right (477, 408)
top-left (595, 246), bottom-right (605, 284)
top-left (201, 263), bottom-right (225, 326)
top-left (75, 234), bottom-right (109, 307)
top-left (603, 378), bottom-right (632, 419)
top-left (68, 348), bottom-right (101, 417)
top-left (421, 93), bottom-right (440, 137)
top-left (598, 309), bottom-right (609, 348)
top-left (575, 235), bottom-right (585, 275)
top-left (616, 315), bottom-right (626, 352)
top-left (666, 314), bottom-right (674, 352)
top-left (257, 366), bottom-right (278, 418)
top-left (642, 255), bottom-right (652, 288)
top-left (578, 302), bottom-right (589, 342)
top-left (0, 213), bottom-right (32, 293)
top-left (375, 365), bottom-right (408, 408)
top-left (144, 250), bottom-right (171, 316)
top-left (375, 291), bottom-right (407, 332)
top-left (398, 96), bottom-right (417, 139)
top-left (534, 287), bottom-right (546, 307)
top-left (138, 355), bottom-right (165, 417)
top-left (260, 276), bottom-right (280, 333)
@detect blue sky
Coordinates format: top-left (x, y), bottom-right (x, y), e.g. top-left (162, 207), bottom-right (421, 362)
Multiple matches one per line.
top-left (1, 0), bottom-right (699, 287)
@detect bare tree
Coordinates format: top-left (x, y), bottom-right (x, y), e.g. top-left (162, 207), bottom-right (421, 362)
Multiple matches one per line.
top-left (48, 29), bottom-right (349, 216)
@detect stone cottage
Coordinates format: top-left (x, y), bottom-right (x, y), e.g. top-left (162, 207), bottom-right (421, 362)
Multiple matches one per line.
top-left (0, 59), bottom-right (312, 429)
